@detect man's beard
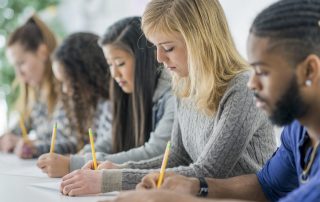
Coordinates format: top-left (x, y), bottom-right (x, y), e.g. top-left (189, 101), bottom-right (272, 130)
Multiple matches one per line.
top-left (254, 76), bottom-right (310, 126)
top-left (270, 77), bottom-right (310, 126)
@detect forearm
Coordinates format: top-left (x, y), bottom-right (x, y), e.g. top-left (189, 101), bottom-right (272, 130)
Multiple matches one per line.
top-left (104, 147), bottom-right (162, 164)
top-left (205, 174), bottom-right (267, 201)
top-left (103, 137), bottom-right (168, 164)
top-left (125, 155), bottom-right (164, 169)
top-left (70, 152), bottom-right (117, 171)
top-left (101, 168), bottom-right (154, 192)
top-left (102, 160), bottom-right (192, 192)
top-left (125, 146), bottom-right (190, 170)
top-left (35, 138), bottom-right (78, 156)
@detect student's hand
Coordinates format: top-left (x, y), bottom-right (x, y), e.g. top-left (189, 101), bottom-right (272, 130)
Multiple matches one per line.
top-left (97, 161), bottom-right (121, 170)
top-left (99, 190), bottom-right (201, 202)
top-left (136, 172), bottom-right (174, 190)
top-left (0, 133), bottom-right (19, 152)
top-left (82, 160), bottom-right (102, 170)
top-left (136, 173), bottom-right (198, 195)
top-left (37, 153), bottom-right (70, 177)
top-left (60, 169), bottom-right (102, 196)
top-left (136, 172), bottom-right (175, 190)
top-left (82, 160), bottom-right (121, 170)
top-left (14, 139), bottom-right (37, 159)
top-left (136, 172), bottom-right (161, 189)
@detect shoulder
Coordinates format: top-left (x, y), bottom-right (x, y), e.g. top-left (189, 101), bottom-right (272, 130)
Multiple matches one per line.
top-left (227, 71), bottom-right (251, 91)
top-left (219, 71), bottom-right (252, 105)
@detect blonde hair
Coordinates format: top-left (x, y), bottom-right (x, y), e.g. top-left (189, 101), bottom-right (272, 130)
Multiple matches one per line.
top-left (142, 0), bottom-right (249, 115)
top-left (7, 14), bottom-right (58, 120)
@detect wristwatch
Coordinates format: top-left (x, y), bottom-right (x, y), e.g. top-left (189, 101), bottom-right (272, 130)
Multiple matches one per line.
top-left (197, 177), bottom-right (208, 197)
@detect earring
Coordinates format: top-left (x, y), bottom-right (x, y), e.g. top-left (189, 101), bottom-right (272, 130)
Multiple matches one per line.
top-left (305, 80), bottom-right (312, 87)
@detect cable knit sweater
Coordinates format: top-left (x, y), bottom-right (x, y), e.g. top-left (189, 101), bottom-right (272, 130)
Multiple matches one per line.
top-left (101, 71), bottom-right (277, 192)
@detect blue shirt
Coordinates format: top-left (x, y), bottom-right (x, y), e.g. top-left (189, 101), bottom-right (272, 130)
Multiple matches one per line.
top-left (257, 120), bottom-right (320, 202)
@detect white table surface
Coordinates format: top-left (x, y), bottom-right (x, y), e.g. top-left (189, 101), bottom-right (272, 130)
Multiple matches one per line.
top-left (0, 153), bottom-right (116, 202)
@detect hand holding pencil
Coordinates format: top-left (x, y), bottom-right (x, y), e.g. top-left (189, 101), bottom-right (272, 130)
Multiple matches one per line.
top-left (135, 141), bottom-right (172, 190)
top-left (157, 141), bottom-right (171, 188)
top-left (14, 139), bottom-right (37, 159)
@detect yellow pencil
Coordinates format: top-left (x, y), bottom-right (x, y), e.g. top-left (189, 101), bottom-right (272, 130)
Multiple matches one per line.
top-left (88, 128), bottom-right (97, 170)
top-left (157, 141), bottom-right (171, 188)
top-left (19, 114), bottom-right (28, 140)
top-left (50, 123), bottom-right (57, 153)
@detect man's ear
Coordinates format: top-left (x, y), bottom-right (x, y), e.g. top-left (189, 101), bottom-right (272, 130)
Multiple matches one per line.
top-left (296, 54), bottom-right (320, 87)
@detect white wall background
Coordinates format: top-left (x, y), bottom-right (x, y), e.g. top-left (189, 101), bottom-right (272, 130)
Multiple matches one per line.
top-left (56, 0), bottom-right (150, 36)
top-left (220, 0), bottom-right (278, 58)
top-left (56, 0), bottom-right (278, 58)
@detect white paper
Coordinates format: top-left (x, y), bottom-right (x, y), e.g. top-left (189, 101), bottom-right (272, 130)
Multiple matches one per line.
top-left (0, 153), bottom-right (39, 169)
top-left (0, 166), bottom-right (48, 178)
top-left (29, 181), bottom-right (61, 192)
top-left (30, 181), bottom-right (119, 197)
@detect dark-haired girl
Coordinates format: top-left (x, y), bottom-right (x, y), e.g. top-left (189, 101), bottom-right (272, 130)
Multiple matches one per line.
top-left (37, 32), bottom-right (112, 177)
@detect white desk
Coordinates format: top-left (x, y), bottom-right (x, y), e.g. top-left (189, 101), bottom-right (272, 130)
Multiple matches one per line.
top-left (0, 153), bottom-right (116, 202)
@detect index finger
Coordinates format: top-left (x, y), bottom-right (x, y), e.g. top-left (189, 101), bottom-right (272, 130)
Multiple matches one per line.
top-left (62, 170), bottom-right (78, 181)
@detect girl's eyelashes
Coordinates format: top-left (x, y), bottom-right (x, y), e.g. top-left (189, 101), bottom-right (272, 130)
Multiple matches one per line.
top-left (253, 66), bottom-right (268, 76)
top-left (116, 62), bottom-right (125, 67)
top-left (164, 47), bottom-right (174, 52)
top-left (107, 62), bottom-right (125, 67)
top-left (255, 71), bottom-right (269, 76)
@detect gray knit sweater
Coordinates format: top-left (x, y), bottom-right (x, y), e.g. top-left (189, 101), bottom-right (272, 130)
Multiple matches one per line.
top-left (101, 71), bottom-right (276, 192)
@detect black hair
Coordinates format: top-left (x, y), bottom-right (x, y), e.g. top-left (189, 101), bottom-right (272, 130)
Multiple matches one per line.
top-left (100, 16), bottom-right (160, 153)
top-left (250, 0), bottom-right (320, 65)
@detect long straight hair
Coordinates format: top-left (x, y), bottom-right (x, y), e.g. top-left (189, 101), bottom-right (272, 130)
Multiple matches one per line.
top-left (7, 14), bottom-right (58, 120)
top-left (142, 0), bottom-right (248, 115)
top-left (100, 16), bottom-right (161, 153)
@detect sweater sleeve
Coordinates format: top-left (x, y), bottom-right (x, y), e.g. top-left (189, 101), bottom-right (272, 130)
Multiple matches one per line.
top-left (101, 73), bottom-right (271, 192)
top-left (100, 94), bottom-right (175, 164)
top-left (34, 104), bottom-right (78, 156)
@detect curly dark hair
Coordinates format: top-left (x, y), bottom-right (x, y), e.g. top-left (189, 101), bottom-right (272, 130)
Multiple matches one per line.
top-left (53, 32), bottom-right (110, 149)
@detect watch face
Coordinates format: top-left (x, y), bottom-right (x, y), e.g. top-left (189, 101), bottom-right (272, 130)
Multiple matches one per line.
top-left (198, 177), bottom-right (208, 197)
top-left (201, 187), bottom-right (208, 192)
